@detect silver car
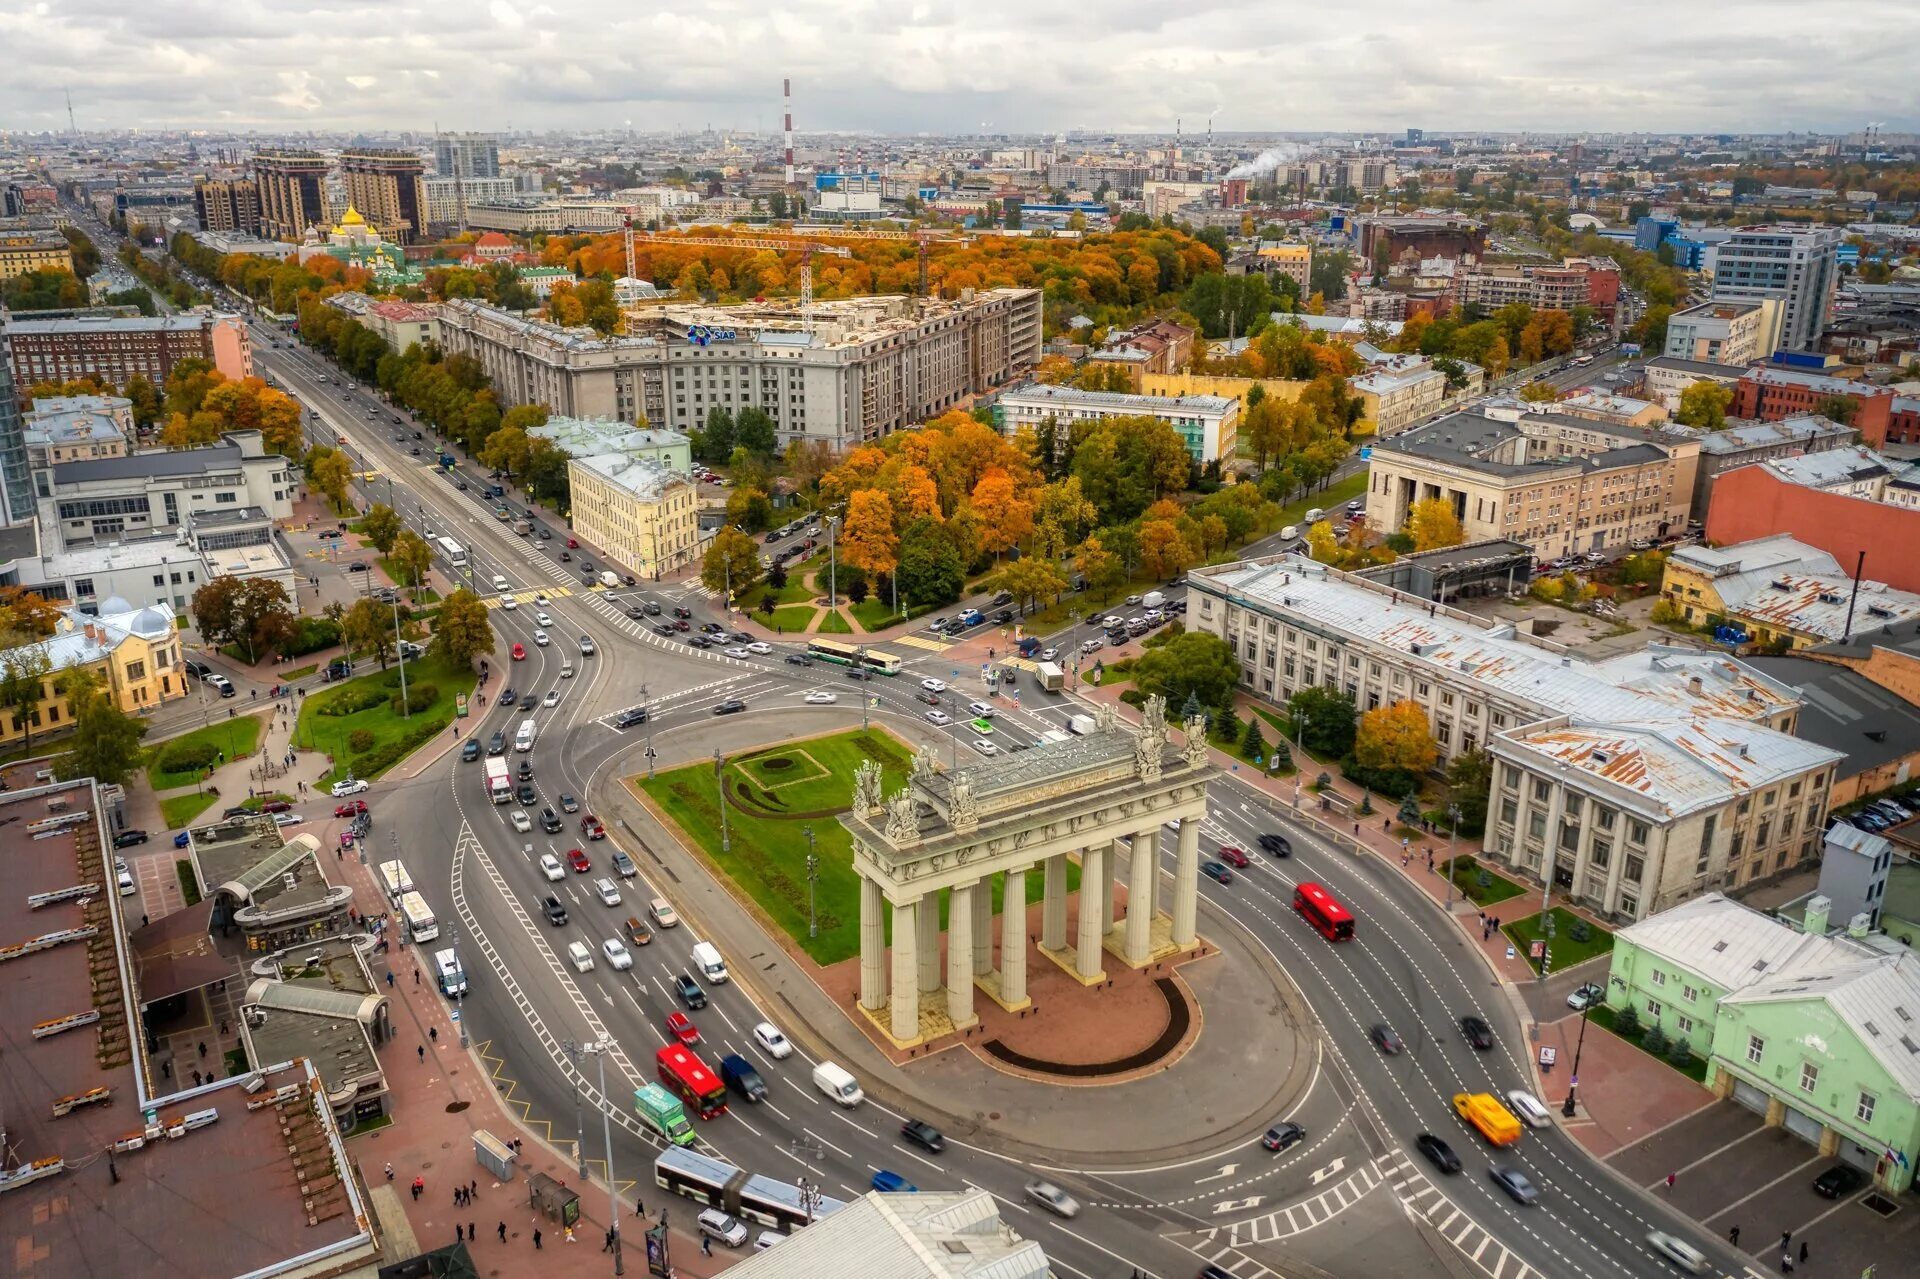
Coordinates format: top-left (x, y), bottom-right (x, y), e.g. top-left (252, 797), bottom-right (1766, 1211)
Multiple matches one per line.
top-left (1023, 1180), bottom-right (1080, 1218)
top-left (1644, 1231), bottom-right (1708, 1274)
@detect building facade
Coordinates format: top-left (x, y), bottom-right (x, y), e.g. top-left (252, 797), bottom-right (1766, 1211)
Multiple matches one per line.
top-left (193, 177), bottom-right (262, 237)
top-left (1188, 554), bottom-right (1838, 920)
top-left (1351, 356), bottom-right (1449, 436)
top-left (4, 313), bottom-right (253, 390)
top-left (1729, 367), bottom-right (1896, 448)
top-left (1699, 471), bottom-right (1920, 598)
top-left (993, 382), bottom-right (1238, 464)
top-left (1710, 225), bottom-right (1844, 353)
top-left (0, 231), bottom-right (74, 281)
top-left (1690, 415), bottom-right (1857, 514)
top-left (251, 149), bottom-right (330, 241)
top-left (337, 149), bottom-right (428, 245)
top-left (421, 176), bottom-right (517, 230)
top-left (433, 132), bottom-right (500, 180)
top-left (26, 394), bottom-right (133, 477)
top-left (1663, 299), bottom-right (1781, 366)
top-left (1644, 356), bottom-right (1746, 413)
top-left (0, 603), bottom-right (185, 740)
top-left (566, 454), bottom-right (699, 579)
top-left (48, 430), bottom-right (297, 547)
top-left (1361, 405), bottom-right (1699, 559)
top-left (1662, 535), bottom-right (1920, 647)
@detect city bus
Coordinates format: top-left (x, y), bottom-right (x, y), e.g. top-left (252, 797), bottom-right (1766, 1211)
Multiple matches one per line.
top-left (378, 859), bottom-right (414, 904)
top-left (653, 1148), bottom-right (845, 1231)
top-left (655, 1045), bottom-right (728, 1119)
top-left (804, 639), bottom-right (902, 676)
top-left (435, 536), bottom-right (467, 571)
top-left (398, 891), bottom-right (440, 944)
top-left (1293, 882), bottom-right (1355, 942)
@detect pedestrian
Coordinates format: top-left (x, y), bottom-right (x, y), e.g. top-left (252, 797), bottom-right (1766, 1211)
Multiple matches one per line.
top-left (1383, 818), bottom-right (1391, 832)
top-left (198, 1041), bottom-right (207, 1058)
top-left (141, 913), bottom-right (149, 927)
top-left (417, 1045), bottom-right (425, 1063)
top-left (1402, 849), bottom-right (1410, 867)
top-left (469, 1180), bottom-right (477, 1200)
top-left (1352, 822), bottom-right (1359, 835)
top-left (1781, 1231), bottom-right (1792, 1252)
top-left (701, 1236), bottom-right (712, 1257)
top-left (161, 1058), bottom-right (172, 1079)
top-left (1798, 1242), bottom-right (1807, 1265)
top-left (454, 1188), bottom-right (462, 1208)
top-left (385, 971), bottom-right (394, 988)
top-left (1781, 1251), bottom-right (1793, 1274)
top-left (603, 1228), bottom-right (615, 1253)
top-left (635, 1195), bottom-right (644, 1217)
top-left (429, 1026), bottom-right (438, 1043)
top-left (470, 1222), bottom-right (476, 1244)
top-left (219, 1019), bottom-right (228, 1036)
top-left (455, 1224), bottom-right (463, 1243)
top-left (498, 1222), bottom-right (507, 1244)
top-left (1665, 1171), bottom-right (1675, 1193)
top-left (411, 1177), bottom-right (423, 1201)
top-left (384, 1162), bottom-right (393, 1182)
top-left (191, 1068), bottom-right (202, 1086)
top-left (1426, 850), bottom-right (1434, 871)
top-left (564, 1226), bottom-right (574, 1245)
top-left (1728, 1226), bottom-right (1739, 1247)
top-left (532, 1228), bottom-right (542, 1250)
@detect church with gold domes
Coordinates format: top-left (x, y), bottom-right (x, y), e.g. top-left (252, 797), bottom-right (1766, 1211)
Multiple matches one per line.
top-left (296, 205), bottom-right (422, 285)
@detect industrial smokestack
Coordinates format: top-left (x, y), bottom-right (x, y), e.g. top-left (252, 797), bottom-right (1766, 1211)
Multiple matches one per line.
top-left (783, 78), bottom-right (794, 186)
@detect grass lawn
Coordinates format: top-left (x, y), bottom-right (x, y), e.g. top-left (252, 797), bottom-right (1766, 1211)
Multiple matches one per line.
top-left (816, 610), bottom-right (853, 635)
top-left (160, 791), bottom-right (218, 828)
top-left (767, 606), bottom-right (817, 634)
top-left (638, 729), bottom-right (1074, 965)
top-left (176, 859), bottom-right (202, 907)
top-left (740, 575), bottom-right (817, 611)
top-left (1445, 854), bottom-right (1528, 908)
top-left (1584, 1004), bottom-right (1711, 1083)
top-left (375, 554), bottom-right (440, 601)
top-left (1504, 907), bottom-right (1614, 975)
top-left (279, 663), bottom-right (319, 682)
top-left (848, 598), bottom-right (908, 631)
top-left (294, 655), bottom-right (477, 788)
top-left (147, 714), bottom-right (266, 789)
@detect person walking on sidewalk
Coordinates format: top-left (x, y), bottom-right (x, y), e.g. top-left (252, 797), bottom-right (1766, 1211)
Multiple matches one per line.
top-left (634, 1195), bottom-right (644, 1217)
top-left (497, 1222), bottom-right (507, 1244)
top-left (1798, 1242), bottom-right (1808, 1266)
top-left (469, 1222), bottom-right (476, 1245)
top-left (1665, 1171), bottom-right (1676, 1193)
top-left (532, 1228), bottom-right (541, 1250)
top-left (384, 1162), bottom-right (394, 1182)
top-left (411, 1177), bottom-right (423, 1201)
top-left (1728, 1226), bottom-right (1740, 1247)
top-left (701, 1236), bottom-right (712, 1257)
top-left (469, 1180), bottom-right (477, 1200)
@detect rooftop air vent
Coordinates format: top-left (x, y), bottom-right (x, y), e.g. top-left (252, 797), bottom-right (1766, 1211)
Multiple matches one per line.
top-left (1711, 941), bottom-right (1729, 952)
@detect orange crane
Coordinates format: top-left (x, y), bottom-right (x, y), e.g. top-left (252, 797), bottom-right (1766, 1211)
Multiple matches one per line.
top-left (774, 224), bottom-right (963, 298)
top-left (623, 220), bottom-right (852, 330)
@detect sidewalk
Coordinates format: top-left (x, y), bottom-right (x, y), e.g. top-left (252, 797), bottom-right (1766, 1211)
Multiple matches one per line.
top-left (337, 852), bottom-right (731, 1276)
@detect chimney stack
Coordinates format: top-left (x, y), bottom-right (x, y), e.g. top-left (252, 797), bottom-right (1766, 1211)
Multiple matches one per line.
top-left (782, 78), bottom-right (795, 187)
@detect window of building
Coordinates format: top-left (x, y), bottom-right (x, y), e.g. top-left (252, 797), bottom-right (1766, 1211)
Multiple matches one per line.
top-left (1746, 1033), bottom-right (1764, 1064)
top-left (1625, 855), bottom-right (1645, 883)
top-left (125, 661), bottom-right (144, 681)
top-left (1650, 969), bottom-right (1666, 987)
top-left (1500, 798), bottom-right (1517, 827)
top-left (1857, 1091), bottom-right (1876, 1124)
top-left (1677, 1015), bottom-right (1694, 1034)
top-left (1629, 820), bottom-right (1649, 845)
top-left (1647, 998), bottom-right (1662, 1018)
top-left (1799, 1062), bottom-right (1818, 1094)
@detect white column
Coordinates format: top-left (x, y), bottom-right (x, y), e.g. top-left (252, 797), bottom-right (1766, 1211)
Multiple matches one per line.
top-left (917, 893), bottom-right (941, 994)
top-left (1126, 828), bottom-right (1158, 964)
top-left (858, 874), bottom-right (886, 1011)
top-left (972, 875), bottom-right (994, 976)
top-left (1101, 838), bottom-right (1120, 934)
top-left (890, 898), bottom-right (919, 1042)
top-left (1002, 865), bottom-right (1029, 1006)
top-left (947, 881), bottom-right (975, 1026)
top-left (1172, 817), bottom-right (1201, 947)
top-left (1042, 853), bottom-right (1068, 950)
top-left (1076, 843), bottom-right (1106, 979)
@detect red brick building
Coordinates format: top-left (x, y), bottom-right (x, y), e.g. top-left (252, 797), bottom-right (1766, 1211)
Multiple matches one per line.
top-left (1888, 395), bottom-right (1920, 446)
top-left (1729, 367), bottom-right (1895, 447)
top-left (1705, 465), bottom-right (1920, 594)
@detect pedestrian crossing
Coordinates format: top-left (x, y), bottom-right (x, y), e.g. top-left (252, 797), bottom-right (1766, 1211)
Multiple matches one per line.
top-left (893, 634), bottom-right (951, 653)
top-left (1384, 1151), bottom-right (1551, 1279)
top-left (483, 586), bottom-right (578, 609)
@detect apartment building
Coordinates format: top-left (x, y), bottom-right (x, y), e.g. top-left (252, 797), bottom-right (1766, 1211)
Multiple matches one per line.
top-left (463, 198), bottom-right (634, 234)
top-left (566, 454), bottom-right (699, 579)
top-left (25, 394), bottom-right (132, 478)
top-left (1189, 553), bottom-right (1838, 919)
top-left (1361, 404), bottom-right (1699, 559)
top-left (433, 132), bottom-right (500, 180)
top-left (993, 382), bottom-right (1239, 464)
top-left (1085, 319), bottom-right (1196, 388)
top-left (1689, 414), bottom-right (1856, 513)
top-left (338, 149), bottom-right (428, 244)
top-left (1644, 356), bottom-right (1748, 413)
top-left (1730, 367), bottom-right (1896, 448)
top-left (0, 231), bottom-right (73, 281)
top-left (421, 176), bottom-right (516, 230)
top-left (193, 177), bottom-right (261, 237)
top-left (436, 290), bottom-right (1042, 445)
top-left (1662, 299), bottom-right (1781, 366)
top-left (1662, 536), bottom-right (1920, 648)
top-left (1451, 259), bottom-right (1616, 319)
top-left (1701, 469), bottom-right (1920, 596)
top-left (1710, 225), bottom-right (1844, 352)
top-left (0, 603), bottom-right (186, 735)
top-left (4, 312), bottom-right (253, 389)
top-left (251, 149), bottom-right (331, 241)
top-left (1351, 356), bottom-right (1449, 436)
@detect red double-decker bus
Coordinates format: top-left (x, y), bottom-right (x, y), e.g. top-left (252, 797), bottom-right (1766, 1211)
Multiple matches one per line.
top-left (1293, 882), bottom-right (1355, 941)
top-left (656, 1045), bottom-right (728, 1119)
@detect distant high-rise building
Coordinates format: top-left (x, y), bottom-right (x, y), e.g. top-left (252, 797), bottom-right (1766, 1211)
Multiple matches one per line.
top-left (0, 316), bottom-right (32, 523)
top-left (1710, 224), bottom-right (1843, 353)
top-left (194, 177), bottom-right (261, 236)
top-left (434, 133), bottom-right (501, 180)
top-left (252, 150), bottom-right (331, 241)
top-left (339, 148), bottom-right (429, 244)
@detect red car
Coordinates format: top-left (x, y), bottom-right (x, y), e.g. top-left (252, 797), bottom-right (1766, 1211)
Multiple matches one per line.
top-left (334, 800), bottom-right (369, 818)
top-left (665, 1011), bottom-right (701, 1046)
top-left (566, 848), bottom-right (591, 873)
top-left (580, 816), bottom-right (605, 841)
top-left (511, 643), bottom-right (526, 661)
top-left (261, 800), bottom-right (292, 813)
top-left (566, 537), bottom-right (579, 549)
top-left (1218, 845), bottom-right (1250, 869)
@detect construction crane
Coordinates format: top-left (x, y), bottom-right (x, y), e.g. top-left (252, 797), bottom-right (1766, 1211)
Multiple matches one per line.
top-left (623, 220), bottom-right (853, 331)
top-left (765, 223), bottom-right (963, 299)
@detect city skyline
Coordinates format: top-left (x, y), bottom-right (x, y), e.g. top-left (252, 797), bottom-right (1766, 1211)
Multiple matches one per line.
top-left (2, 0), bottom-right (1917, 137)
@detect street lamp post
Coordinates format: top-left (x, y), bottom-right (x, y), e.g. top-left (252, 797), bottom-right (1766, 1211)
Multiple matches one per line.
top-left (577, 1039), bottom-right (626, 1275)
top-left (1563, 998), bottom-right (1592, 1118)
top-left (447, 924), bottom-right (469, 1048)
top-left (714, 748), bottom-right (730, 854)
top-left (855, 646), bottom-right (869, 728)
top-left (645, 734), bottom-right (656, 780)
top-left (1291, 712), bottom-right (1310, 812)
top-left (826, 516), bottom-right (841, 608)
top-left (1444, 802), bottom-right (1462, 910)
top-left (803, 827), bottom-right (819, 939)
top-left (561, 1037), bottom-right (589, 1180)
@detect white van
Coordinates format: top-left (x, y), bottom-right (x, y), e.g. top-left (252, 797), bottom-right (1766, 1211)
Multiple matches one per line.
top-left (812, 1061), bottom-right (864, 1108)
top-left (566, 941), bottom-right (595, 972)
top-left (491, 574), bottom-right (511, 592)
top-left (1281, 524), bottom-right (1300, 541)
top-left (691, 940), bottom-right (728, 984)
top-left (432, 947), bottom-right (468, 997)
top-left (560, 660), bottom-right (575, 679)
top-left (514, 717), bottom-right (537, 752)
top-left (1305, 507), bottom-right (1325, 524)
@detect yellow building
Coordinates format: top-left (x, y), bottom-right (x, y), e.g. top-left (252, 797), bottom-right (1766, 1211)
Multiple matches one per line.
top-left (0, 232), bottom-right (75, 281)
top-left (1139, 372), bottom-right (1309, 406)
top-left (1660, 536), bottom-right (1920, 651)
top-left (1253, 243), bottom-right (1313, 292)
top-left (0, 604), bottom-right (186, 748)
top-left (566, 454), bottom-right (699, 579)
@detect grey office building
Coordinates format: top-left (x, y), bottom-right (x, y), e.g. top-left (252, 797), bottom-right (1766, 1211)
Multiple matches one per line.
top-left (0, 316), bottom-right (33, 525)
top-left (434, 133), bottom-right (500, 180)
top-left (1709, 224), bottom-right (1843, 352)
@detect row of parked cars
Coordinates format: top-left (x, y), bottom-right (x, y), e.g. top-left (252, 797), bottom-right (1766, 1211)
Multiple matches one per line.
top-left (1835, 790), bottom-right (1919, 834)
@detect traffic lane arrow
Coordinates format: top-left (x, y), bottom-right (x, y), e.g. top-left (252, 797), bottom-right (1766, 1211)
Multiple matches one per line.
top-left (1309, 1157), bottom-right (1346, 1185)
top-left (1211, 1196), bottom-right (1264, 1215)
top-left (1193, 1163), bottom-right (1240, 1184)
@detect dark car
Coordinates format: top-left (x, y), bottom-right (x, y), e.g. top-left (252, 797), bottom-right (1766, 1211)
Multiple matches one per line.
top-left (673, 606), bottom-right (693, 619)
top-left (497, 686), bottom-right (516, 706)
top-left (672, 972), bottom-right (707, 1009)
top-left (653, 623), bottom-right (676, 635)
top-left (992, 609), bottom-right (1014, 625)
top-left (542, 895), bottom-right (569, 926)
top-left (1370, 1023), bottom-right (1405, 1055)
top-left (900, 1119), bottom-right (946, 1154)
top-left (516, 783), bottom-right (537, 806)
top-left (915, 690), bottom-right (941, 706)
top-left (700, 621), bottom-right (725, 634)
top-left (519, 692), bottom-right (538, 710)
top-left (642, 601), bottom-right (662, 616)
top-left (1415, 1133), bottom-right (1461, 1174)
top-left (1812, 1165), bottom-right (1865, 1199)
top-left (558, 793), bottom-right (580, 813)
top-left (113, 829), bottom-right (149, 848)
top-left (223, 805), bottom-right (254, 818)
top-left (712, 699), bottom-right (747, 715)
top-left (1459, 1015), bottom-right (1494, 1050)
top-left (785, 654), bottom-right (813, 667)
top-left (1489, 1166), bottom-right (1539, 1205)
top-left (1261, 1122), bottom-right (1306, 1152)
top-left (1257, 833), bottom-right (1293, 857)
top-left (1200, 861), bottom-right (1234, 885)
top-left (487, 732), bottom-right (506, 755)
top-left (461, 739), bottom-right (481, 761)
top-left (540, 807), bottom-right (563, 833)
top-left (517, 760), bottom-right (534, 780)
top-left (614, 707), bottom-right (650, 729)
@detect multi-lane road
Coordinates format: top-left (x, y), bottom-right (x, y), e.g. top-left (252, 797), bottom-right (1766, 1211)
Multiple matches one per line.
top-left (241, 319), bottom-right (1752, 1279)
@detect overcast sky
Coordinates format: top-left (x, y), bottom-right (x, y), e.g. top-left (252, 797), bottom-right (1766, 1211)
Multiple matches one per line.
top-left (3, 0), bottom-right (1916, 138)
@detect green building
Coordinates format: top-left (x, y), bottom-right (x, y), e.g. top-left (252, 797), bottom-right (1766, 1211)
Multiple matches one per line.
top-left (1608, 892), bottom-right (1920, 1191)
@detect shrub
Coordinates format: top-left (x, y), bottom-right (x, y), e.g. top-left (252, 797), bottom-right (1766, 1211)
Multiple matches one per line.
top-left (281, 616), bottom-right (343, 657)
top-left (346, 715), bottom-right (450, 778)
top-left (389, 683), bottom-right (438, 715)
top-left (1357, 792), bottom-right (1375, 816)
top-left (1613, 1005), bottom-right (1641, 1037)
top-left (156, 740), bottom-right (220, 774)
top-left (1641, 1025), bottom-right (1670, 1056)
top-left (1667, 1035), bottom-right (1693, 1068)
top-left (1570, 920), bottom-right (1592, 944)
top-left (348, 730), bottom-right (376, 754)
top-left (1118, 688), bottom-right (1146, 708)
top-left (317, 685), bottom-right (387, 716)
top-left (1315, 771), bottom-right (1332, 790)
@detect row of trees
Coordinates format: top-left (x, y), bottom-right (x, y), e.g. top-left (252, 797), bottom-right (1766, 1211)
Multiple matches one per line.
top-left (154, 358), bottom-right (306, 455)
top-left (190, 568), bottom-right (496, 671)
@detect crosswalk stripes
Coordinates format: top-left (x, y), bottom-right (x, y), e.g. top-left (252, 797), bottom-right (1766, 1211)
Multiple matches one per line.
top-left (483, 585), bottom-right (577, 609)
top-left (893, 634), bottom-right (951, 653)
top-left (1383, 1151), bottom-right (1549, 1279)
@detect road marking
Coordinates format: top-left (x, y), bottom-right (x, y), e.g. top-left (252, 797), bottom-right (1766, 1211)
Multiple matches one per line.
top-left (1048, 1224), bottom-right (1161, 1278)
top-left (1309, 1157), bottom-right (1346, 1185)
top-left (1195, 1162), bottom-right (1240, 1184)
top-left (802, 1126), bottom-right (853, 1161)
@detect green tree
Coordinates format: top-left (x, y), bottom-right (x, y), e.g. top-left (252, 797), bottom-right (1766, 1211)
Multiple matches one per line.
top-left (725, 486), bottom-right (774, 533)
top-left (1810, 394), bottom-right (1858, 426)
top-left (733, 406), bottom-right (777, 457)
top-left (1445, 749), bottom-right (1494, 837)
top-left (1132, 631), bottom-right (1241, 710)
top-left (697, 407), bottom-right (736, 465)
top-left (1674, 380), bottom-right (1734, 430)
top-left (701, 527), bottom-right (763, 600)
top-left (53, 668), bottom-right (145, 786)
top-left (1287, 686), bottom-right (1357, 758)
top-left (897, 517), bottom-right (965, 607)
top-left (343, 597), bottom-right (396, 669)
top-left (361, 503), bottom-right (403, 554)
top-left (0, 645), bottom-right (54, 755)
top-left (479, 424), bottom-right (531, 477)
top-left (432, 588), bottom-right (496, 668)
top-left (389, 530), bottom-right (434, 596)
top-left (306, 447), bottom-right (353, 513)
top-left (1239, 715), bottom-right (1266, 759)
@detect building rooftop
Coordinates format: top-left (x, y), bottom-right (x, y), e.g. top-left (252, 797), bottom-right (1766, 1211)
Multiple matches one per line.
top-left (1646, 355), bottom-right (1749, 378)
top-left (1694, 415), bottom-right (1851, 456)
top-left (0, 603), bottom-right (177, 681)
top-left (1273, 313), bottom-right (1404, 338)
top-left (572, 452), bottom-right (686, 502)
top-left (51, 441), bottom-right (245, 485)
top-left (1724, 948), bottom-right (1920, 1098)
top-left (1743, 365), bottom-right (1886, 398)
top-left (1620, 891), bottom-right (1878, 994)
top-left (1744, 653), bottom-right (1920, 777)
top-left (1375, 406), bottom-right (1686, 480)
top-left (530, 416), bottom-right (691, 459)
top-left (1758, 444), bottom-right (1895, 489)
top-left (717, 1189), bottom-right (1049, 1279)
top-left (1559, 390), bottom-right (1659, 418)
top-left (1352, 359), bottom-right (1442, 395)
top-left (999, 382), bottom-right (1235, 414)
top-left (3, 312), bottom-right (225, 336)
top-left (1669, 536), bottom-right (1920, 642)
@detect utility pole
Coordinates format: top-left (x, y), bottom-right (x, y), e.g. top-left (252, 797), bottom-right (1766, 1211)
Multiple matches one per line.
top-left (1291, 712), bottom-right (1310, 812)
top-left (714, 748), bottom-right (731, 853)
top-left (827, 516), bottom-right (840, 608)
top-left (1445, 802), bottom-right (1461, 911)
top-left (447, 924), bottom-right (469, 1047)
top-left (561, 1038), bottom-right (589, 1180)
top-left (803, 827), bottom-right (819, 939)
top-left (570, 1038), bottom-right (625, 1275)
top-left (390, 592), bottom-right (409, 716)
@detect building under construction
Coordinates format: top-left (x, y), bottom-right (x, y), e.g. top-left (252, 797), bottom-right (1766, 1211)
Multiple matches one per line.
top-left (434, 289), bottom-right (1043, 445)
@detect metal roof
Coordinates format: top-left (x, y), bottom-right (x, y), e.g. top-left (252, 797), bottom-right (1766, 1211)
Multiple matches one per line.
top-left (52, 442), bottom-right (243, 484)
top-left (717, 1190), bottom-right (1049, 1279)
top-left (1724, 950), bottom-right (1920, 1099)
top-left (1618, 892), bottom-right (1876, 994)
top-left (1745, 654), bottom-right (1920, 776)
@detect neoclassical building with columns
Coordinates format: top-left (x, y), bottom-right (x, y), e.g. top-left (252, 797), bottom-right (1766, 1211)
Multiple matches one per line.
top-left (841, 698), bottom-right (1217, 1048)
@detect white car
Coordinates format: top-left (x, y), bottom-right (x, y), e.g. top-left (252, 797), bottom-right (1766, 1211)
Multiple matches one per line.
top-left (1102, 614), bottom-right (1124, 629)
top-left (747, 641), bottom-right (773, 655)
top-left (924, 709), bottom-right (952, 726)
top-left (595, 877), bottom-right (621, 906)
top-left (1039, 647), bottom-right (1059, 662)
top-left (539, 853), bottom-right (565, 881)
top-left (535, 611), bottom-right (553, 626)
top-left (271, 812), bottom-right (304, 826)
top-left (542, 689), bottom-right (560, 707)
top-left (1506, 1089), bottom-right (1553, 1129)
top-left (510, 810), bottom-right (533, 833)
top-left (967, 701), bottom-right (995, 718)
top-left (602, 938), bottom-right (634, 970)
top-left (331, 778), bottom-right (369, 798)
top-left (532, 629), bottom-right (550, 646)
top-left (725, 646), bottom-right (750, 658)
top-left (920, 677), bottom-right (947, 693)
top-left (752, 1021), bottom-right (794, 1059)
top-left (1081, 638), bottom-right (1104, 654)
top-left (535, 593), bottom-right (550, 605)
top-left (971, 738), bottom-right (999, 756)
top-left (804, 690), bottom-right (836, 705)
top-left (499, 594), bottom-right (518, 610)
